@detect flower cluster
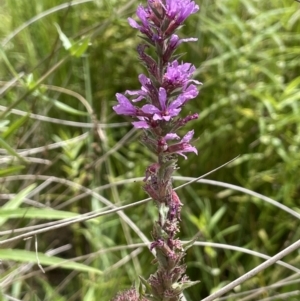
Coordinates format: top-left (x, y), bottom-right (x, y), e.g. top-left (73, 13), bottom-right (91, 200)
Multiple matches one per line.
top-left (114, 61), bottom-right (200, 128)
top-left (112, 0), bottom-right (200, 300)
top-left (113, 0), bottom-right (201, 159)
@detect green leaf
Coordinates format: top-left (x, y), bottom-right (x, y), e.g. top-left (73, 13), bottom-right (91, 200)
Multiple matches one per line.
top-left (0, 46), bottom-right (20, 79)
top-left (54, 23), bottom-right (72, 50)
top-left (0, 208), bottom-right (79, 220)
top-left (0, 119), bottom-right (10, 131)
top-left (0, 184), bottom-right (36, 227)
top-left (183, 234), bottom-right (200, 251)
top-left (208, 206), bottom-right (227, 232)
top-left (0, 165), bottom-right (25, 176)
top-left (1, 114), bottom-right (29, 139)
top-left (54, 24), bottom-right (90, 57)
top-left (70, 37), bottom-right (90, 58)
top-left (25, 73), bottom-right (36, 90)
top-left (49, 97), bottom-right (89, 116)
top-left (83, 287), bottom-right (95, 301)
top-left (0, 249), bottom-right (102, 275)
top-left (172, 280), bottom-right (201, 291)
top-left (0, 137), bottom-right (27, 163)
top-left (139, 275), bottom-right (152, 292)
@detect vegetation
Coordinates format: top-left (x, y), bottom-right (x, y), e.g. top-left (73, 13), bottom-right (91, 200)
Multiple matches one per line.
top-left (0, 0), bottom-right (299, 300)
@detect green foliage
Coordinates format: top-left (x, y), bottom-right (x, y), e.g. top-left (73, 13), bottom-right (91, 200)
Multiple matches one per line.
top-left (0, 0), bottom-right (299, 300)
top-left (0, 184), bottom-right (36, 226)
top-left (0, 249), bottom-right (102, 274)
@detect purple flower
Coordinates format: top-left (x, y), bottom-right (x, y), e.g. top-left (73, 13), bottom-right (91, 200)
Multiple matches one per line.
top-left (113, 93), bottom-right (137, 116)
top-left (128, 6), bottom-right (148, 29)
top-left (166, 130), bottom-right (197, 159)
top-left (163, 60), bottom-right (201, 92)
top-left (165, 0), bottom-right (199, 24)
top-left (141, 87), bottom-right (184, 121)
top-left (180, 84), bottom-right (200, 103)
top-left (126, 74), bottom-right (158, 104)
top-left (128, 5), bottom-right (155, 42)
top-left (128, 1), bottom-right (200, 39)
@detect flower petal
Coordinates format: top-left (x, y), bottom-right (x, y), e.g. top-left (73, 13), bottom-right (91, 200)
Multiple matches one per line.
top-left (113, 93), bottom-right (136, 115)
top-left (132, 121), bottom-right (150, 128)
top-left (158, 87), bottom-right (167, 110)
top-left (182, 130), bottom-right (194, 142)
top-left (165, 133), bottom-right (180, 140)
top-left (141, 104), bottom-right (160, 115)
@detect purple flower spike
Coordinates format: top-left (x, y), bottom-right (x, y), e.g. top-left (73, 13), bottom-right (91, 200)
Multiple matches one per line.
top-left (113, 93), bottom-right (137, 116)
top-left (141, 87), bottom-right (184, 121)
top-left (112, 0), bottom-right (200, 299)
top-left (167, 130), bottom-right (197, 159)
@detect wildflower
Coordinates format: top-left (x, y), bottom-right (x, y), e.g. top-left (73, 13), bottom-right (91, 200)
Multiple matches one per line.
top-left (113, 93), bottom-right (138, 116)
top-left (163, 60), bottom-right (201, 92)
top-left (128, 0), bottom-right (200, 37)
top-left (141, 87), bottom-right (185, 121)
top-left (165, 0), bottom-right (200, 24)
top-left (112, 0), bottom-right (200, 299)
top-left (126, 74), bottom-right (158, 105)
top-left (166, 130), bottom-right (197, 158)
top-left (128, 5), bottom-right (154, 42)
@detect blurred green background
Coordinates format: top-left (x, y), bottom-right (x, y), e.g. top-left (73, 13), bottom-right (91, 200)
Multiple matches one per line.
top-left (0, 0), bottom-right (299, 300)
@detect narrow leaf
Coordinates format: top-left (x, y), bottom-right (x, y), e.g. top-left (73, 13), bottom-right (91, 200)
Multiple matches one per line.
top-left (183, 233), bottom-right (200, 251)
top-left (50, 98), bottom-right (89, 116)
top-left (0, 184), bottom-right (36, 227)
top-left (0, 249), bottom-right (102, 275)
top-left (0, 137), bottom-right (27, 163)
top-left (54, 23), bottom-right (72, 50)
top-left (139, 275), bottom-right (152, 291)
top-left (1, 114), bottom-right (29, 139)
top-left (0, 165), bottom-right (25, 176)
top-left (70, 37), bottom-right (90, 57)
top-left (0, 208), bottom-right (79, 220)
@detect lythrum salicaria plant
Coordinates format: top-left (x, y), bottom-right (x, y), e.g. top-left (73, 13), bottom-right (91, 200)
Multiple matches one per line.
top-left (112, 1), bottom-right (201, 300)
